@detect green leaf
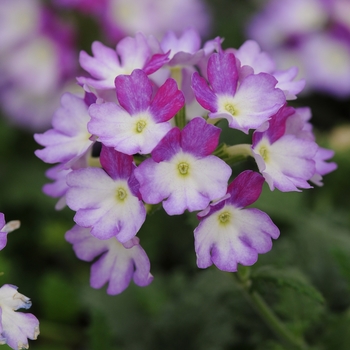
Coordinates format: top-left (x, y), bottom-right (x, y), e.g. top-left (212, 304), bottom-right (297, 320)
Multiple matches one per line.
top-left (252, 266), bottom-right (324, 305)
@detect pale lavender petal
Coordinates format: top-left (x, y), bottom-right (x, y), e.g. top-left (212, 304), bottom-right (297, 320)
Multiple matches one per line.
top-left (234, 40), bottom-right (275, 74)
top-left (1, 311), bottom-right (39, 350)
top-left (273, 67), bottom-right (305, 100)
top-left (65, 225), bottom-right (153, 295)
top-left (0, 285), bottom-right (39, 349)
top-left (78, 41), bottom-right (122, 89)
top-left (117, 33), bottom-right (151, 72)
top-left (34, 93), bottom-right (93, 164)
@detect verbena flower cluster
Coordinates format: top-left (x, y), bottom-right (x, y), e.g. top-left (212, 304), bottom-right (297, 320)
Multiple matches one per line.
top-left (35, 28), bottom-right (337, 295)
top-left (0, 214), bottom-right (39, 349)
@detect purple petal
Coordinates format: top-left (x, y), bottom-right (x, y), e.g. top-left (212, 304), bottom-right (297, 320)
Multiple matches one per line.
top-left (265, 105), bottom-right (295, 144)
top-left (149, 78), bottom-right (184, 123)
top-left (191, 72), bottom-right (218, 112)
top-left (100, 145), bottom-right (133, 180)
top-left (143, 52), bottom-right (170, 75)
top-left (227, 170), bottom-right (265, 208)
top-left (151, 127), bottom-right (181, 162)
top-left (181, 117), bottom-right (221, 157)
top-left (115, 69), bottom-right (153, 114)
top-left (207, 52), bottom-right (238, 95)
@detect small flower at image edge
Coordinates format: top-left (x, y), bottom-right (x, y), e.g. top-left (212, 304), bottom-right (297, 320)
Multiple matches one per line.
top-left (0, 213), bottom-right (20, 251)
top-left (0, 285), bottom-right (39, 350)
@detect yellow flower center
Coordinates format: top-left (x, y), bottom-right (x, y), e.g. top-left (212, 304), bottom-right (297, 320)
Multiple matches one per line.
top-left (136, 120), bottom-right (147, 133)
top-left (116, 187), bottom-right (127, 202)
top-left (218, 211), bottom-right (231, 225)
top-left (225, 103), bottom-right (235, 116)
top-left (178, 162), bottom-right (189, 175)
top-left (259, 146), bottom-right (269, 161)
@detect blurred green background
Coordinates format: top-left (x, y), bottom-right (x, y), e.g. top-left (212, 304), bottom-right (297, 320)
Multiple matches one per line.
top-left (1, 1), bottom-right (350, 349)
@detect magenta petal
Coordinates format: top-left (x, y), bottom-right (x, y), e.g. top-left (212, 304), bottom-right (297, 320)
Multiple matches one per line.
top-left (143, 52), bottom-right (170, 75)
top-left (181, 117), bottom-right (221, 157)
top-left (149, 78), bottom-right (184, 123)
top-left (207, 52), bottom-right (238, 95)
top-left (115, 69), bottom-right (153, 114)
top-left (227, 171), bottom-right (265, 208)
top-left (100, 145), bottom-right (133, 180)
top-left (191, 72), bottom-right (217, 112)
top-left (265, 105), bottom-right (295, 144)
top-left (151, 127), bottom-right (181, 162)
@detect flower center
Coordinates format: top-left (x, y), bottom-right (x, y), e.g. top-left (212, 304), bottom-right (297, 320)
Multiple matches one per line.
top-left (259, 146), bottom-right (269, 161)
top-left (116, 187), bottom-right (127, 202)
top-left (224, 103), bottom-right (235, 116)
top-left (178, 162), bottom-right (189, 175)
top-left (218, 211), bottom-right (231, 225)
top-left (136, 120), bottom-right (147, 133)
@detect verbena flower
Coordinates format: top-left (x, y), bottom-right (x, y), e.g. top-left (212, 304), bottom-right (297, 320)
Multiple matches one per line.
top-left (0, 285), bottom-right (39, 350)
top-left (192, 51), bottom-right (286, 133)
top-left (66, 145), bottom-right (146, 242)
top-left (134, 117), bottom-right (232, 215)
top-left (251, 105), bottom-right (318, 191)
top-left (0, 213), bottom-right (20, 251)
top-left (194, 170), bottom-right (280, 272)
top-left (34, 92), bottom-right (95, 167)
top-left (65, 225), bottom-right (153, 295)
top-left (88, 69), bottom-right (184, 155)
top-left (78, 33), bottom-right (169, 92)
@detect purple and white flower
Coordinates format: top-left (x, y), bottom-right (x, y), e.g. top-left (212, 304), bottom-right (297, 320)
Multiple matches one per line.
top-left (0, 284), bottom-right (39, 350)
top-left (233, 40), bottom-right (305, 100)
top-left (134, 117), bottom-right (232, 215)
top-left (251, 105), bottom-right (318, 192)
top-left (78, 33), bottom-right (169, 92)
top-left (66, 145), bottom-right (146, 242)
top-left (34, 92), bottom-right (94, 167)
top-left (192, 51), bottom-right (286, 133)
top-left (194, 170), bottom-right (280, 272)
top-left (88, 69), bottom-right (184, 155)
top-left (65, 225), bottom-right (153, 295)
top-left (0, 213), bottom-right (20, 251)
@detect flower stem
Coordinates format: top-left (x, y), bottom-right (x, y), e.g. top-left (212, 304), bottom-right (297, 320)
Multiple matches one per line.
top-left (214, 143), bottom-right (252, 165)
top-left (235, 268), bottom-right (309, 350)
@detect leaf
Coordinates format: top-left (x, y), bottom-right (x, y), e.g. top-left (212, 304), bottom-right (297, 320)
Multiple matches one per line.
top-left (252, 266), bottom-right (325, 304)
